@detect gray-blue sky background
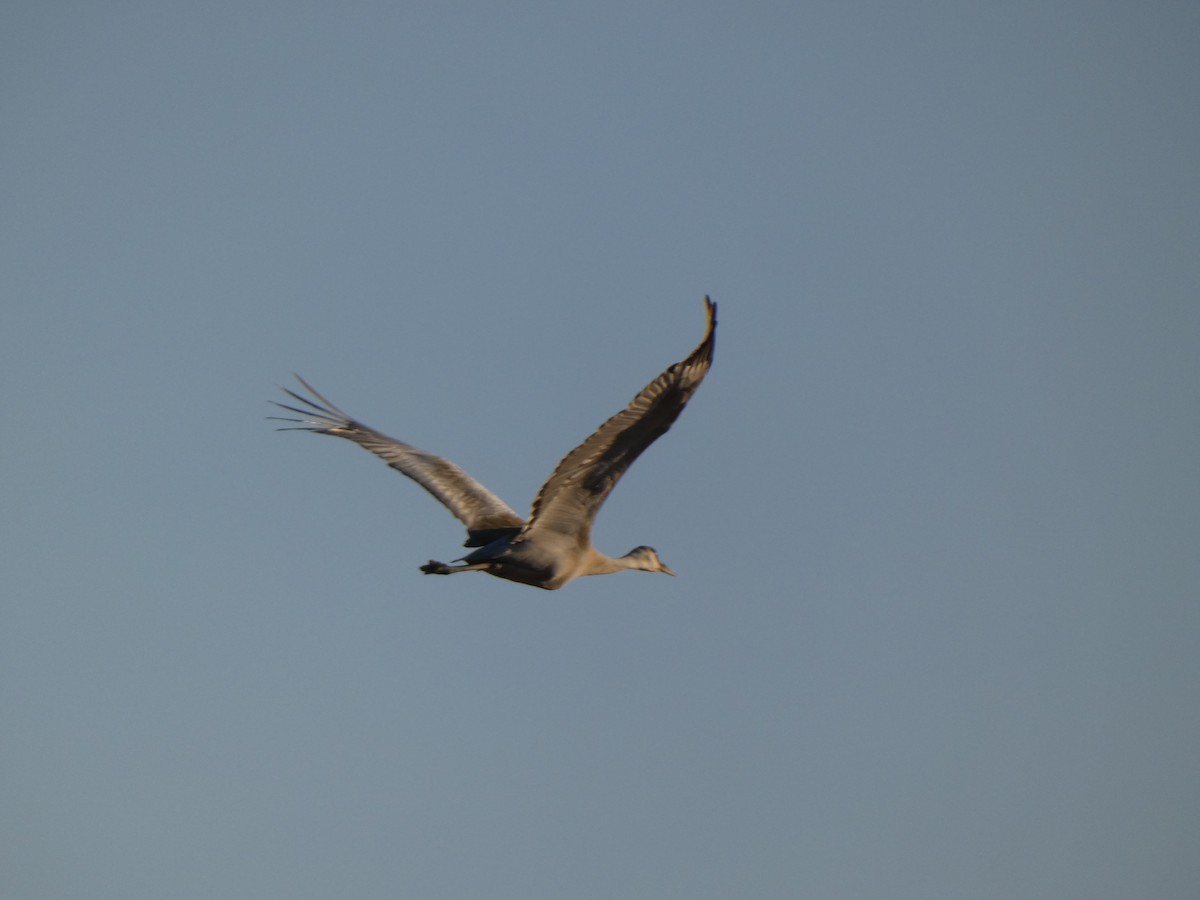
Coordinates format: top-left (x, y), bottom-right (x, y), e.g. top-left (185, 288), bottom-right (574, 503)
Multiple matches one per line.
top-left (3, 2), bottom-right (1197, 897)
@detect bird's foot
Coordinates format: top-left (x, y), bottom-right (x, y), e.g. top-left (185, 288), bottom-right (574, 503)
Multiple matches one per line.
top-left (420, 560), bottom-right (450, 575)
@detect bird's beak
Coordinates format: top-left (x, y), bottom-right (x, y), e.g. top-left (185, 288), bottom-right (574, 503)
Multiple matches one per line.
top-left (659, 563), bottom-right (676, 576)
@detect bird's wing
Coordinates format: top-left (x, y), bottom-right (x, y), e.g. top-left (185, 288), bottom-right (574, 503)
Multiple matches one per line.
top-left (519, 297), bottom-right (716, 544)
top-left (271, 376), bottom-right (525, 546)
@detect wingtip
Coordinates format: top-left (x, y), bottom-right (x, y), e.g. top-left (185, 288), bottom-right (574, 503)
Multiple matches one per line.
top-left (701, 295), bottom-right (717, 343)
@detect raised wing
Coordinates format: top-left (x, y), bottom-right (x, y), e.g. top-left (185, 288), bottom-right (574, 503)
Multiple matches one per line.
top-left (519, 297), bottom-right (716, 544)
top-left (271, 376), bottom-right (525, 546)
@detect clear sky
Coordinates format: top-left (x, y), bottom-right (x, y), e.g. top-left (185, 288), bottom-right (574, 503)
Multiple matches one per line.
top-left (3, 2), bottom-right (1198, 897)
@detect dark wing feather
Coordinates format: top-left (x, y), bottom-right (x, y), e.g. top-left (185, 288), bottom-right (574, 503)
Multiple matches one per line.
top-left (520, 297), bottom-right (716, 543)
top-left (271, 375), bottom-right (525, 546)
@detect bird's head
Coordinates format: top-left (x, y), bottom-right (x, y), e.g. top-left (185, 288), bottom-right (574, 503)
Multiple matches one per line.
top-left (624, 545), bottom-right (675, 576)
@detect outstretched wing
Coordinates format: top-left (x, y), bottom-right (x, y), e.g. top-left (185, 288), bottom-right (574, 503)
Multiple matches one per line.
top-left (271, 376), bottom-right (525, 547)
top-left (519, 297), bottom-right (716, 544)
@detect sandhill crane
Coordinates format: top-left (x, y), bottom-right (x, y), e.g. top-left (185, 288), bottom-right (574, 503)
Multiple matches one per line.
top-left (271, 297), bottom-right (716, 590)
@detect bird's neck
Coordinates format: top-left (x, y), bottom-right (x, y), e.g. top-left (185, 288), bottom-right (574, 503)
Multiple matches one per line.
top-left (580, 549), bottom-right (641, 577)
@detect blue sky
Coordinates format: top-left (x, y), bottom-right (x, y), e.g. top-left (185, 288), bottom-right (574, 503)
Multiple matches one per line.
top-left (3, 2), bottom-right (1198, 897)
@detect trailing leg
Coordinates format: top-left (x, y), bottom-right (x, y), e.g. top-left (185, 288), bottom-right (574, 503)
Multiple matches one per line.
top-left (419, 560), bottom-right (491, 576)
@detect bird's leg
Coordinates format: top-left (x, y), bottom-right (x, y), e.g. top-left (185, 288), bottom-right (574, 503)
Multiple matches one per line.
top-left (419, 560), bottom-right (491, 576)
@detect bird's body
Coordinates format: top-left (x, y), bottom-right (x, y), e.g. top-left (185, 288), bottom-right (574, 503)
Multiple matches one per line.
top-left (272, 297), bottom-right (716, 590)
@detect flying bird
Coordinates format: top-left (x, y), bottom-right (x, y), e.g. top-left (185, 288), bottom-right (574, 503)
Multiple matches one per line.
top-left (271, 297), bottom-right (716, 590)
